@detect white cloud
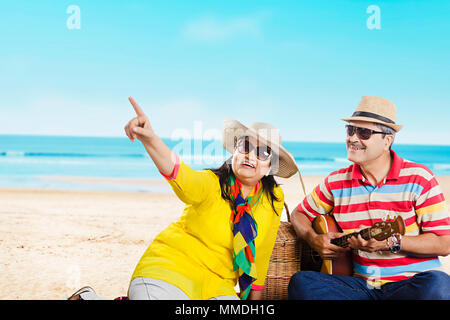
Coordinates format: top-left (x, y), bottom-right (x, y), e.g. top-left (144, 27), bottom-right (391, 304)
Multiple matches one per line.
top-left (0, 90), bottom-right (229, 139)
top-left (0, 92), bottom-right (126, 137)
top-left (182, 12), bottom-right (269, 42)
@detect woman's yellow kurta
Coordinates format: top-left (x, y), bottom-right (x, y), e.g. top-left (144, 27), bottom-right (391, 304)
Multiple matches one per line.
top-left (130, 158), bottom-right (284, 299)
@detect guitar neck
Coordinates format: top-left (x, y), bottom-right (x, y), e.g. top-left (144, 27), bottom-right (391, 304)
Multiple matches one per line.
top-left (330, 228), bottom-right (371, 247)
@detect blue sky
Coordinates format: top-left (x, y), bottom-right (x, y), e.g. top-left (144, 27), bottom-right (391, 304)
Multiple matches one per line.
top-left (0, 0), bottom-right (449, 144)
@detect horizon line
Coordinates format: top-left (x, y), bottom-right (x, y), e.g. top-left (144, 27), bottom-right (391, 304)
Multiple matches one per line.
top-left (1, 133), bottom-right (450, 147)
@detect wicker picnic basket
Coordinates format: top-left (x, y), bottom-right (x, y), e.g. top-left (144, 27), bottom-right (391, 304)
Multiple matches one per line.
top-left (261, 203), bottom-right (302, 300)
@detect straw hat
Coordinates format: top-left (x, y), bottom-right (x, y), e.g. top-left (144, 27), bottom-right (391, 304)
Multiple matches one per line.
top-left (341, 96), bottom-right (403, 132)
top-left (222, 119), bottom-right (306, 195)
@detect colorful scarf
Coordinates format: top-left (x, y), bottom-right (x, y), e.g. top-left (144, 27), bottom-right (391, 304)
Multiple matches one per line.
top-left (229, 175), bottom-right (264, 300)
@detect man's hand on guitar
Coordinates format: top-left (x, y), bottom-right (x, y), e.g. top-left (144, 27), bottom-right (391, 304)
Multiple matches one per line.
top-left (310, 232), bottom-right (350, 260)
top-left (347, 225), bottom-right (389, 253)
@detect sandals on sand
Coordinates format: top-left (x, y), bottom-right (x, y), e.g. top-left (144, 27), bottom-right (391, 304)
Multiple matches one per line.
top-left (67, 286), bottom-right (127, 300)
top-left (67, 286), bottom-right (98, 300)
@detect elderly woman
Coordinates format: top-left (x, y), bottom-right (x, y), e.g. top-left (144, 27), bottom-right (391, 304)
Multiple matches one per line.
top-left (70, 97), bottom-right (303, 300)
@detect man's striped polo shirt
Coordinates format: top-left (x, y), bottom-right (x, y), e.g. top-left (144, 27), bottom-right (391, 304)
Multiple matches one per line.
top-left (297, 150), bottom-right (450, 286)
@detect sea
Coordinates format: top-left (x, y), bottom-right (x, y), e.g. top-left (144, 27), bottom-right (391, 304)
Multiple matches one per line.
top-left (1, 135), bottom-right (449, 193)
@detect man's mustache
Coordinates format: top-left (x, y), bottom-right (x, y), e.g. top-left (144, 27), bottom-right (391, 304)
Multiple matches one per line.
top-left (348, 142), bottom-right (366, 148)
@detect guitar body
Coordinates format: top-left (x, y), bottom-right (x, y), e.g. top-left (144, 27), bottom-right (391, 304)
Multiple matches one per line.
top-left (301, 215), bottom-right (353, 276)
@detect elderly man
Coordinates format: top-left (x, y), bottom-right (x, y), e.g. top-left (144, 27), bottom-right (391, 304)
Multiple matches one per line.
top-left (288, 96), bottom-right (450, 300)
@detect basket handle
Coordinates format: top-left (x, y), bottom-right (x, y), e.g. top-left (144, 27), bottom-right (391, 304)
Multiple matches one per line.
top-left (284, 202), bottom-right (290, 222)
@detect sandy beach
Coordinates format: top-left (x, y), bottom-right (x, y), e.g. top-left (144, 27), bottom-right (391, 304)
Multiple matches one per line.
top-left (1, 175), bottom-right (449, 300)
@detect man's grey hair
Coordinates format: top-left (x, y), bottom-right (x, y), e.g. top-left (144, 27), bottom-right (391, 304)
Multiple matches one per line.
top-left (375, 123), bottom-right (396, 149)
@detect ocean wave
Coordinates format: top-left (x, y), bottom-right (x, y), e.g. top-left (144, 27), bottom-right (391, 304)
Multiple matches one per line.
top-left (0, 151), bottom-right (353, 164)
top-left (0, 151), bottom-right (26, 157)
top-left (294, 156), bottom-right (350, 163)
top-left (433, 164), bottom-right (450, 170)
top-left (0, 151), bottom-right (147, 158)
top-left (334, 157), bottom-right (351, 163)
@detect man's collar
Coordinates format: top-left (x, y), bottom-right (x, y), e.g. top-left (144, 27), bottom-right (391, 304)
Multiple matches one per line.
top-left (351, 163), bottom-right (363, 181)
top-left (385, 149), bottom-right (403, 180)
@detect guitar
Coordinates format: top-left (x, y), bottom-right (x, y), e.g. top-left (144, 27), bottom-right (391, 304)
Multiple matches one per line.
top-left (301, 214), bottom-right (406, 276)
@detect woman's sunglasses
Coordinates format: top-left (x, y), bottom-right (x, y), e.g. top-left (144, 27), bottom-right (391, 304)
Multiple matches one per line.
top-left (236, 137), bottom-right (272, 161)
top-left (346, 125), bottom-right (386, 140)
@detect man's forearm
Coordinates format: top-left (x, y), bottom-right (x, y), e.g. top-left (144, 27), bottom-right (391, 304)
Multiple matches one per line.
top-left (400, 233), bottom-right (450, 257)
top-left (290, 208), bottom-right (316, 243)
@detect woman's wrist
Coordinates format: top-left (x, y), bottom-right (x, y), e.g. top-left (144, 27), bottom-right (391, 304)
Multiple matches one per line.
top-left (141, 131), bottom-right (159, 148)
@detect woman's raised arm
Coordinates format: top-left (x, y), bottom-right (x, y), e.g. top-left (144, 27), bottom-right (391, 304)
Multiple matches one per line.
top-left (124, 96), bottom-right (177, 176)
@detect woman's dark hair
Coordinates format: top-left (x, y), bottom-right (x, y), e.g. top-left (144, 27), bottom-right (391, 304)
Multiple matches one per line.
top-left (207, 158), bottom-right (281, 214)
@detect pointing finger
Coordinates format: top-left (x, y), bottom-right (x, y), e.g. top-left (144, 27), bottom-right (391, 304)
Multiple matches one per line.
top-left (128, 96), bottom-right (146, 117)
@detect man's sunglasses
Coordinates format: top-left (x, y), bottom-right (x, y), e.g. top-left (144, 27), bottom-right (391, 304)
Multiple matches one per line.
top-left (236, 137), bottom-right (272, 161)
top-left (346, 125), bottom-right (386, 140)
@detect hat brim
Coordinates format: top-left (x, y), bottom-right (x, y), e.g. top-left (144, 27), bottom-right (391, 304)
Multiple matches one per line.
top-left (221, 119), bottom-right (299, 178)
top-left (341, 117), bottom-right (403, 132)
